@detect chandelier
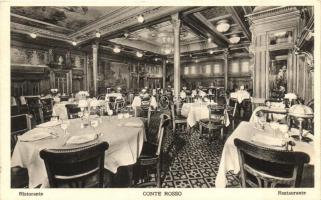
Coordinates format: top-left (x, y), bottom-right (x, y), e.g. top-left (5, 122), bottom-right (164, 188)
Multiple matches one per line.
top-left (158, 31), bottom-right (174, 55)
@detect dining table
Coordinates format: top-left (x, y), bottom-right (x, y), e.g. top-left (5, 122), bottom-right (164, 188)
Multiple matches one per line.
top-left (230, 90), bottom-right (251, 104)
top-left (250, 105), bottom-right (288, 123)
top-left (181, 101), bottom-right (230, 127)
top-left (11, 115), bottom-right (146, 188)
top-left (215, 121), bottom-right (314, 188)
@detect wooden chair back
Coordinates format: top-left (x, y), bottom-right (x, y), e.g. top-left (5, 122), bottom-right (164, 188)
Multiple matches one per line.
top-left (234, 138), bottom-right (310, 187)
top-left (156, 114), bottom-right (171, 156)
top-left (65, 104), bottom-right (81, 119)
top-left (40, 142), bottom-right (109, 188)
top-left (11, 114), bottom-right (32, 154)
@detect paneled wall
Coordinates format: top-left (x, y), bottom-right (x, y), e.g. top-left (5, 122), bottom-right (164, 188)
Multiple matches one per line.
top-left (182, 57), bottom-right (252, 91)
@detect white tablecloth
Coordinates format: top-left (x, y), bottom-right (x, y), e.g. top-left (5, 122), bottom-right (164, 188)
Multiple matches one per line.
top-left (230, 91), bottom-right (250, 103)
top-left (250, 106), bottom-right (287, 123)
top-left (181, 102), bottom-right (210, 127)
top-left (215, 121), bottom-right (314, 187)
top-left (11, 116), bottom-right (145, 188)
top-left (131, 96), bottom-right (157, 108)
top-left (181, 102), bottom-right (229, 127)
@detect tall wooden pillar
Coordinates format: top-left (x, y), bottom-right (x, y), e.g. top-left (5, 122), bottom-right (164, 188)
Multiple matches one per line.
top-left (223, 49), bottom-right (229, 90)
top-left (172, 13), bottom-right (181, 101)
top-left (92, 43), bottom-right (99, 96)
top-left (162, 59), bottom-right (166, 89)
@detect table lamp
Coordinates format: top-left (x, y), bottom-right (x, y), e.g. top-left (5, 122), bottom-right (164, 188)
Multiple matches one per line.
top-left (288, 104), bottom-right (313, 141)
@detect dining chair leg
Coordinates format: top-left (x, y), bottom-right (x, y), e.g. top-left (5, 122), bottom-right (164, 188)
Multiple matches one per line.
top-left (199, 123), bottom-right (203, 137)
top-left (220, 128), bottom-right (224, 140)
top-left (156, 162), bottom-right (161, 188)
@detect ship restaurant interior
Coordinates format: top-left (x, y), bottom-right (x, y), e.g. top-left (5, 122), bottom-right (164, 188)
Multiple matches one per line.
top-left (10, 6), bottom-right (315, 188)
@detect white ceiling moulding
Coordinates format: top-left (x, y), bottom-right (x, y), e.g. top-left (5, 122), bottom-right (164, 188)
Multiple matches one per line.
top-left (71, 7), bottom-right (191, 43)
top-left (11, 22), bottom-right (71, 43)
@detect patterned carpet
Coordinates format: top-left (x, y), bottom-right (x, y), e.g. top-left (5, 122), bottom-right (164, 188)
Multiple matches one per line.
top-left (142, 110), bottom-right (241, 188)
top-left (160, 128), bottom-right (240, 188)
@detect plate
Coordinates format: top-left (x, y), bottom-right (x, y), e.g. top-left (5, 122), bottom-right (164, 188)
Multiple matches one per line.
top-left (66, 134), bottom-right (98, 145)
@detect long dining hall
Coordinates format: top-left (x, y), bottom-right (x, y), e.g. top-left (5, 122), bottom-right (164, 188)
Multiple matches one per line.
top-left (9, 6), bottom-right (316, 189)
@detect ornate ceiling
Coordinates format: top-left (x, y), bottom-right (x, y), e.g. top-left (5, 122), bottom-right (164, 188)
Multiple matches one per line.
top-left (11, 6), bottom-right (255, 59)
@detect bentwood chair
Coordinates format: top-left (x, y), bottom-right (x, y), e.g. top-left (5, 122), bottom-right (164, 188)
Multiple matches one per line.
top-left (134, 114), bottom-right (171, 187)
top-left (40, 142), bottom-right (109, 188)
top-left (40, 98), bottom-right (53, 122)
top-left (199, 105), bottom-right (225, 140)
top-left (227, 98), bottom-right (239, 130)
top-left (234, 139), bottom-right (310, 188)
top-left (114, 98), bottom-right (125, 114)
top-left (170, 102), bottom-right (187, 133)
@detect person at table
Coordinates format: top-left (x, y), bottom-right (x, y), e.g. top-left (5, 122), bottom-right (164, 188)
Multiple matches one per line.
top-left (105, 88), bottom-right (122, 101)
top-left (180, 86), bottom-right (187, 102)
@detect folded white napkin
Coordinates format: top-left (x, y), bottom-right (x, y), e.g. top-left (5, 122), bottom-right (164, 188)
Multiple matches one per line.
top-left (37, 120), bottom-right (61, 128)
top-left (19, 128), bottom-right (54, 142)
top-left (66, 134), bottom-right (97, 145)
top-left (251, 134), bottom-right (284, 147)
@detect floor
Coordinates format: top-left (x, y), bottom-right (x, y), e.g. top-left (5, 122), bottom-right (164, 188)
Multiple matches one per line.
top-left (160, 128), bottom-right (240, 188)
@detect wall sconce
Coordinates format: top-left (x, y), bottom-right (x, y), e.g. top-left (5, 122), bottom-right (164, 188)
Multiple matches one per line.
top-left (136, 51), bottom-right (143, 58)
top-left (113, 46), bottom-right (121, 53)
top-left (96, 31), bottom-right (101, 38)
top-left (137, 15), bottom-right (145, 23)
top-left (30, 33), bottom-right (37, 39)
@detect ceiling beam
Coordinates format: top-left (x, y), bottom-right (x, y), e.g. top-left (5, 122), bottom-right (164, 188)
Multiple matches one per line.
top-left (193, 12), bottom-right (230, 43)
top-left (225, 6), bottom-right (251, 40)
top-left (242, 6), bottom-right (253, 16)
top-left (207, 14), bottom-right (232, 22)
top-left (187, 12), bottom-right (229, 47)
top-left (181, 7), bottom-right (210, 16)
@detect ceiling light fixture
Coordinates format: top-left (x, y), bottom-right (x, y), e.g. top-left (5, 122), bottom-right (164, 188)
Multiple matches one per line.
top-left (96, 31), bottom-right (101, 38)
top-left (137, 15), bottom-right (145, 23)
top-left (229, 34), bottom-right (241, 44)
top-left (207, 37), bottom-right (212, 43)
top-left (216, 19), bottom-right (230, 33)
top-left (136, 51), bottom-right (143, 58)
top-left (113, 46), bottom-right (121, 53)
top-left (209, 50), bottom-right (214, 54)
top-left (30, 33), bottom-right (37, 39)
top-left (72, 41), bottom-right (77, 46)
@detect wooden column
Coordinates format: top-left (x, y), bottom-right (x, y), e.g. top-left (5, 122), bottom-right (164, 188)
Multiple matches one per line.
top-left (92, 43), bottom-right (99, 96)
top-left (223, 49), bottom-right (229, 90)
top-left (162, 59), bottom-right (166, 89)
top-left (172, 13), bottom-right (181, 101)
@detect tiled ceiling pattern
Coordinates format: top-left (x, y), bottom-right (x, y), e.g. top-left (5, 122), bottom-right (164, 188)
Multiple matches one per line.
top-left (10, 6), bottom-right (253, 56)
top-left (11, 7), bottom-right (121, 32)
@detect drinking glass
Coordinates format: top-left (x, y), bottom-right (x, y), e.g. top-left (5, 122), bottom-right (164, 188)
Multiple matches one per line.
top-left (61, 122), bottom-right (68, 136)
top-left (108, 110), bottom-right (113, 120)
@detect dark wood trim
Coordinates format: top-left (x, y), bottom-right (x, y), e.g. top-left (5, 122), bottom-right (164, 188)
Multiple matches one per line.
top-left (182, 15), bottom-right (228, 47)
top-left (225, 7), bottom-right (251, 40)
